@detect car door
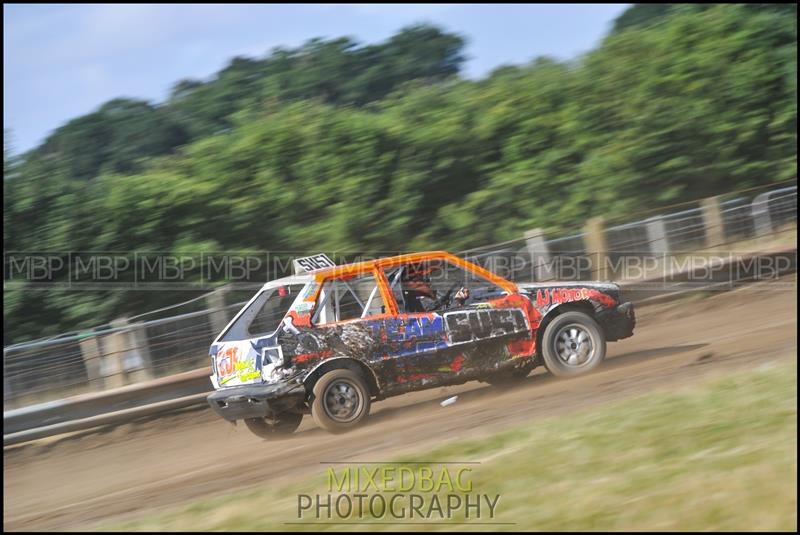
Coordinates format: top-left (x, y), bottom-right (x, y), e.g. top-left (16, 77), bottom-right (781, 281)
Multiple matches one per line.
top-left (374, 264), bottom-right (451, 387)
top-left (382, 258), bottom-right (533, 384)
top-left (305, 270), bottom-right (391, 365)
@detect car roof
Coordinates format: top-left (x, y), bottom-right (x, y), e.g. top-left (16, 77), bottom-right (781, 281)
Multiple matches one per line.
top-left (310, 250), bottom-right (453, 279)
top-left (249, 254), bottom-right (452, 292)
top-left (250, 251), bottom-right (517, 294)
top-left (307, 250), bottom-right (518, 294)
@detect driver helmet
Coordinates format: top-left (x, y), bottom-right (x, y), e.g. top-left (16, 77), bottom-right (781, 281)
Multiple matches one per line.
top-left (401, 263), bottom-right (435, 298)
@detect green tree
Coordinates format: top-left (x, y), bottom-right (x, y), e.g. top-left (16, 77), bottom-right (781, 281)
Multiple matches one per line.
top-left (3, 10), bottom-right (797, 345)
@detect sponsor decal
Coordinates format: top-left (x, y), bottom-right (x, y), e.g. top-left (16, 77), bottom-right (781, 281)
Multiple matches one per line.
top-left (444, 308), bottom-right (528, 344)
top-left (535, 287), bottom-right (606, 308)
top-left (215, 346), bottom-right (240, 381)
top-left (216, 343), bottom-right (261, 385)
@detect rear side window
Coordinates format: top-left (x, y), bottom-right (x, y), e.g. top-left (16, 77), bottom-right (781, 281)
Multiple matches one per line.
top-left (312, 273), bottom-right (385, 324)
top-left (220, 284), bottom-right (305, 341)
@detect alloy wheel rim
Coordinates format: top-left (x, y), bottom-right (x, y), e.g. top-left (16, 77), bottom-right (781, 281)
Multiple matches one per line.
top-left (323, 380), bottom-right (362, 422)
top-left (554, 324), bottom-right (594, 367)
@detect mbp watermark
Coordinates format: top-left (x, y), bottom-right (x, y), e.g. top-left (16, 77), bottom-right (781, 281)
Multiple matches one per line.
top-left (292, 462), bottom-right (505, 525)
top-left (3, 249), bottom-right (796, 291)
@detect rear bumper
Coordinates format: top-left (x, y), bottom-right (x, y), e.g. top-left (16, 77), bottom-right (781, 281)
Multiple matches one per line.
top-left (207, 381), bottom-right (306, 421)
top-left (598, 301), bottom-right (636, 341)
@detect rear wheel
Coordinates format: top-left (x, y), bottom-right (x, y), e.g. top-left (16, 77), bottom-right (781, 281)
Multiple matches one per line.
top-left (311, 369), bottom-right (371, 434)
top-left (541, 311), bottom-right (606, 377)
top-left (244, 412), bottom-right (303, 439)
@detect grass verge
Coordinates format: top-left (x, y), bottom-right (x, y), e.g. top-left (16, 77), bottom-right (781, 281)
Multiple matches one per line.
top-left (104, 361), bottom-right (797, 532)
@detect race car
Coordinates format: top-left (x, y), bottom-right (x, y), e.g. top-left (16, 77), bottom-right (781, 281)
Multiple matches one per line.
top-left (206, 251), bottom-right (635, 437)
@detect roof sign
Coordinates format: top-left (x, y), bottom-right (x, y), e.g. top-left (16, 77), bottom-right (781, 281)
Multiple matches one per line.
top-left (293, 253), bottom-right (336, 275)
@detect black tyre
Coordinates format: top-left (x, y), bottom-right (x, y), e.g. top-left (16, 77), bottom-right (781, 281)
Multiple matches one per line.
top-left (244, 412), bottom-right (303, 439)
top-left (541, 311), bottom-right (606, 377)
top-left (311, 368), bottom-right (371, 434)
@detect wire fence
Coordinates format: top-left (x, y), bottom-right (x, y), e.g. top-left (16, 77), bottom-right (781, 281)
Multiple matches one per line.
top-left (3, 183), bottom-right (797, 408)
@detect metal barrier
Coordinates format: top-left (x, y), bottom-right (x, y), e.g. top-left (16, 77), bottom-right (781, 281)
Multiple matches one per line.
top-left (3, 300), bottom-right (247, 409)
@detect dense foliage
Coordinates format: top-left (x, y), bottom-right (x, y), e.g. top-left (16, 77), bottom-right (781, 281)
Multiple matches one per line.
top-left (4, 5), bottom-right (797, 344)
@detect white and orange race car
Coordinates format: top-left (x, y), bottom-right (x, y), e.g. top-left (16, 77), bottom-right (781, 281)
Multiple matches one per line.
top-left (207, 251), bottom-right (635, 437)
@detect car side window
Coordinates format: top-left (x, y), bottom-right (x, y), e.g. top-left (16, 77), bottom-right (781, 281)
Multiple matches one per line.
top-left (248, 287), bottom-right (300, 336)
top-left (385, 260), bottom-right (503, 314)
top-left (219, 284), bottom-right (305, 341)
top-left (312, 272), bottom-right (385, 325)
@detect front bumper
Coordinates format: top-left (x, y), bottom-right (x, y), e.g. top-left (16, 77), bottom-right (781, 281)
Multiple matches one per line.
top-left (207, 381), bottom-right (306, 421)
top-left (597, 301), bottom-right (636, 341)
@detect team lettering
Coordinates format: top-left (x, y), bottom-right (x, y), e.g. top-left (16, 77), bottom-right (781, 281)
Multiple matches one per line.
top-left (535, 287), bottom-right (593, 308)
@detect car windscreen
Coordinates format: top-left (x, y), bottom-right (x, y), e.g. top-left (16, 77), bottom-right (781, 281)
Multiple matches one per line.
top-left (219, 284), bottom-right (306, 342)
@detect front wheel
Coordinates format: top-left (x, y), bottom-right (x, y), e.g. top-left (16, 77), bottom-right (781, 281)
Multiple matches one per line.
top-left (541, 311), bottom-right (606, 377)
top-left (244, 412), bottom-right (303, 439)
top-left (311, 369), bottom-right (371, 434)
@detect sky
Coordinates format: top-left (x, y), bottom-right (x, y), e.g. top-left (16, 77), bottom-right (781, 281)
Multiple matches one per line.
top-left (3, 3), bottom-right (629, 153)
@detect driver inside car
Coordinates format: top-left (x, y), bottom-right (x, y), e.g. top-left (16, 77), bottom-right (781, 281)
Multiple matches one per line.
top-left (400, 264), bottom-right (470, 313)
top-left (400, 264), bottom-right (436, 313)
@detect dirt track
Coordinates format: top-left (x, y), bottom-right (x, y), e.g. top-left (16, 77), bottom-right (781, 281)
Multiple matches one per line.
top-left (3, 276), bottom-right (797, 531)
